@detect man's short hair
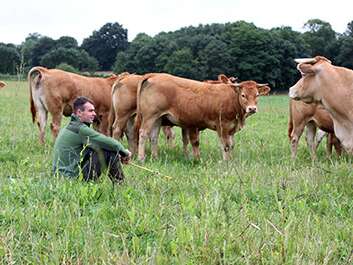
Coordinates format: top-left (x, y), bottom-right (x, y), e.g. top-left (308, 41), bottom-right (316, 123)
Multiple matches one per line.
top-left (73, 96), bottom-right (95, 112)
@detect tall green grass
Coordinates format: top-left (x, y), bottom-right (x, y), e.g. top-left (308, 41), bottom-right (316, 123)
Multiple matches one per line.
top-left (0, 81), bottom-right (352, 264)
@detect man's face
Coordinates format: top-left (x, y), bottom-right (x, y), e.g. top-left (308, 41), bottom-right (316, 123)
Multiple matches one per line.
top-left (77, 102), bottom-right (96, 124)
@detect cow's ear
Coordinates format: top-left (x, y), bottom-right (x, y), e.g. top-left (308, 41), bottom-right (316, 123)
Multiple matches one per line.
top-left (218, 74), bottom-right (228, 83)
top-left (257, 85), bottom-right (271, 96)
top-left (229, 76), bottom-right (238, 83)
top-left (297, 63), bottom-right (316, 76)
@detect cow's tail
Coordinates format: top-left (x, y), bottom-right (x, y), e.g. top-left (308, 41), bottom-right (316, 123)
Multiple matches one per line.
top-left (288, 99), bottom-right (293, 139)
top-left (134, 74), bottom-right (154, 147)
top-left (28, 67), bottom-right (46, 123)
top-left (107, 81), bottom-right (122, 136)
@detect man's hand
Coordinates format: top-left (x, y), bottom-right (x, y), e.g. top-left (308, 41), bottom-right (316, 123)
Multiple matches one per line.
top-left (120, 150), bottom-right (132, 165)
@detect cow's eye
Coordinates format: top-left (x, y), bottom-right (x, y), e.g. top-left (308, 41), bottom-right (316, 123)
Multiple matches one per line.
top-left (241, 94), bottom-right (246, 98)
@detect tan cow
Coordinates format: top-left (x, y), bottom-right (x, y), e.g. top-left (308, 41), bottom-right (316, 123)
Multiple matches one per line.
top-left (28, 66), bottom-right (121, 144)
top-left (109, 73), bottom-right (237, 155)
top-left (289, 56), bottom-right (353, 153)
top-left (108, 73), bottom-right (175, 154)
top-left (135, 73), bottom-right (270, 161)
top-left (0, 81), bottom-right (6, 89)
top-left (288, 99), bottom-right (342, 159)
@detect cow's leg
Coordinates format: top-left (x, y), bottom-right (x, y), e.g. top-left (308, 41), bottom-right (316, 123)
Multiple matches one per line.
top-left (125, 117), bottom-right (137, 155)
top-left (216, 127), bottom-right (233, 160)
top-left (188, 128), bottom-right (200, 159)
top-left (162, 126), bottom-right (176, 148)
top-left (98, 113), bottom-right (109, 135)
top-left (316, 129), bottom-right (326, 146)
top-left (305, 121), bottom-right (317, 160)
top-left (221, 134), bottom-right (233, 160)
top-left (326, 133), bottom-right (333, 156)
top-left (150, 119), bottom-right (162, 159)
top-left (112, 114), bottom-right (130, 140)
top-left (50, 112), bottom-right (63, 140)
top-left (32, 91), bottom-right (48, 144)
top-left (328, 133), bottom-right (342, 156)
top-left (290, 122), bottom-right (306, 160)
top-left (37, 106), bottom-right (48, 144)
top-left (138, 116), bottom-right (159, 162)
top-left (182, 128), bottom-right (190, 158)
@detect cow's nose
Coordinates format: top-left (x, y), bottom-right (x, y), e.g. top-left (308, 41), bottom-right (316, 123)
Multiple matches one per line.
top-left (247, 106), bottom-right (257, 113)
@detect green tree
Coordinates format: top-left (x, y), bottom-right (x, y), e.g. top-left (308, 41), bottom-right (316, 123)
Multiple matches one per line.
top-left (335, 20), bottom-right (353, 69)
top-left (19, 33), bottom-right (41, 69)
top-left (55, 63), bottom-right (79, 73)
top-left (81, 22), bottom-right (128, 70)
top-left (31, 36), bottom-right (56, 66)
top-left (113, 33), bottom-right (153, 73)
top-left (55, 63), bottom-right (79, 74)
top-left (163, 48), bottom-right (199, 79)
top-left (198, 37), bottom-right (232, 80)
top-left (40, 47), bottom-right (98, 72)
top-left (0, 44), bottom-right (21, 74)
top-left (221, 21), bottom-right (280, 85)
top-left (302, 19), bottom-right (337, 58)
top-left (270, 26), bottom-right (310, 90)
top-left (344, 21), bottom-right (353, 37)
top-left (56, 36), bottom-right (78, 49)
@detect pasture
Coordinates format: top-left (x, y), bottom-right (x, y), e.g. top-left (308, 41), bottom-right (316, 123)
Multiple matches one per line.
top-left (0, 80), bottom-right (352, 264)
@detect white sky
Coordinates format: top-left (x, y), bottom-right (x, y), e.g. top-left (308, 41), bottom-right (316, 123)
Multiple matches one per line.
top-left (1, 0), bottom-right (352, 45)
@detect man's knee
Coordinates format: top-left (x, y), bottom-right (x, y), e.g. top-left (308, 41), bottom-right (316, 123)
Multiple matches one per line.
top-left (81, 148), bottom-right (125, 183)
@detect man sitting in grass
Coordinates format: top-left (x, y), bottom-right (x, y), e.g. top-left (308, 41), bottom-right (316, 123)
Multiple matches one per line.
top-left (53, 96), bottom-right (131, 183)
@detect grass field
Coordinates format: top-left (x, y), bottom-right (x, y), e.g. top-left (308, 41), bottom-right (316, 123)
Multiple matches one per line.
top-left (0, 80), bottom-right (352, 264)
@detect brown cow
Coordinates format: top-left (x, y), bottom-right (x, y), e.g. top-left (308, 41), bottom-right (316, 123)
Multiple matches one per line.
top-left (0, 81), bottom-right (6, 89)
top-left (135, 73), bottom-right (270, 161)
top-left (289, 56), bottom-right (353, 153)
top-left (288, 99), bottom-right (342, 159)
top-left (180, 74), bottom-right (239, 156)
top-left (108, 73), bottom-right (175, 154)
top-left (28, 66), bottom-right (122, 144)
top-left (109, 73), bottom-right (237, 155)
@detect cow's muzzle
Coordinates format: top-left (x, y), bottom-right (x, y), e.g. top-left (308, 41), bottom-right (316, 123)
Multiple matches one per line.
top-left (246, 106), bottom-right (257, 114)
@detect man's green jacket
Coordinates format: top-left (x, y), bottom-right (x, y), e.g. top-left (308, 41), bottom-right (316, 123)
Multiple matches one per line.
top-left (53, 115), bottom-right (129, 177)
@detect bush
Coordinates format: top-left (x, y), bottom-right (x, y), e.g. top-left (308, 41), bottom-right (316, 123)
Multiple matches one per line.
top-left (55, 63), bottom-right (79, 73)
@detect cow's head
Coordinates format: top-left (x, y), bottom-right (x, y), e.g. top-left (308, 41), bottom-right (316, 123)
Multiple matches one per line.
top-left (0, 81), bottom-right (6, 90)
top-left (289, 56), bottom-right (331, 104)
top-left (232, 81), bottom-right (271, 114)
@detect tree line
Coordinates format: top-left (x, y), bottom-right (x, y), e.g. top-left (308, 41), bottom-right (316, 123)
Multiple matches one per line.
top-left (0, 19), bottom-right (352, 91)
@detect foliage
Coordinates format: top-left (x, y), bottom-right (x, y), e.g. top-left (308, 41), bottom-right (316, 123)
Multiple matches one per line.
top-left (334, 20), bottom-right (353, 69)
top-left (0, 43), bottom-right (21, 74)
top-left (114, 33), bottom-right (154, 74)
top-left (82, 22), bottom-right (128, 70)
top-left (40, 48), bottom-right (98, 72)
top-left (302, 19), bottom-right (338, 58)
top-left (56, 36), bottom-right (78, 49)
top-left (0, 81), bottom-right (352, 264)
top-left (55, 63), bottom-right (79, 73)
top-left (115, 21), bottom-right (310, 89)
top-left (2, 20), bottom-right (353, 92)
top-left (19, 33), bottom-right (42, 71)
top-left (30, 36), bottom-right (56, 66)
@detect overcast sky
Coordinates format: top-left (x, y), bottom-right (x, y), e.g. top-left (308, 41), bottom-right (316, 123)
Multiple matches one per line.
top-left (1, 0), bottom-right (352, 45)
